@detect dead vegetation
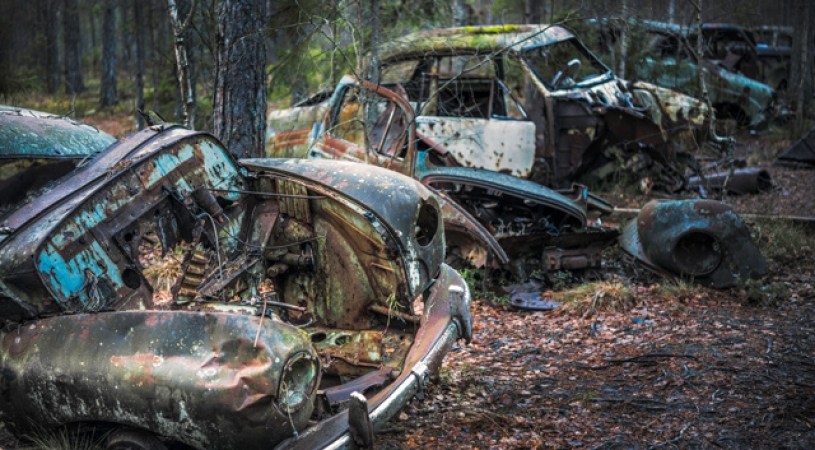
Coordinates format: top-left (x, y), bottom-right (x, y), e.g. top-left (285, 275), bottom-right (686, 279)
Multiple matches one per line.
top-left (376, 133), bottom-right (815, 449)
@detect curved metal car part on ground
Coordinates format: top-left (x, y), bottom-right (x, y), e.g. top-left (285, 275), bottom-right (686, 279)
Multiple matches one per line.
top-left (268, 75), bottom-right (620, 282)
top-left (619, 199), bottom-right (766, 288)
top-left (0, 124), bottom-right (472, 449)
top-left (586, 19), bottom-right (777, 129)
top-left (0, 106), bottom-right (116, 213)
top-left (775, 125), bottom-right (815, 167)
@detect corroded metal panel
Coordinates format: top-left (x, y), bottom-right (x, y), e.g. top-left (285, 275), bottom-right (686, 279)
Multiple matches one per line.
top-left (619, 199), bottom-right (766, 288)
top-left (415, 116), bottom-right (536, 178)
top-left (0, 122), bottom-right (471, 450)
top-left (0, 107), bottom-right (116, 211)
top-left (0, 311), bottom-right (318, 450)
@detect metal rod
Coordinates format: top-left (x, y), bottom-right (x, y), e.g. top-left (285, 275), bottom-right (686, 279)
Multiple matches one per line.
top-left (206, 188), bottom-right (325, 199)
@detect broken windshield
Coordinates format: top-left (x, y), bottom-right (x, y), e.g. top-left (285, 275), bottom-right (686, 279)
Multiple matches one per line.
top-left (522, 38), bottom-right (611, 90)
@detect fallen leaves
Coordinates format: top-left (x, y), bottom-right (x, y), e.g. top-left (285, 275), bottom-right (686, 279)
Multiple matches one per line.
top-left (379, 276), bottom-right (815, 449)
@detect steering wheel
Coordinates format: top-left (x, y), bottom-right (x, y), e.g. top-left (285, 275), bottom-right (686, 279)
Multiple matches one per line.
top-left (551, 58), bottom-right (582, 89)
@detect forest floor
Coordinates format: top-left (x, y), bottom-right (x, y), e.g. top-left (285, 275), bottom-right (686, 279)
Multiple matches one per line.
top-left (0, 113), bottom-right (814, 449)
top-left (376, 126), bottom-right (815, 449)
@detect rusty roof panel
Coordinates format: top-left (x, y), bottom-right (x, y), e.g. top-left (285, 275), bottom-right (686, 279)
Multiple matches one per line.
top-left (0, 106), bottom-right (114, 158)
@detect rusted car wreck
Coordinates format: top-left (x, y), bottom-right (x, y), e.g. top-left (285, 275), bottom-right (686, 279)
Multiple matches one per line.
top-left (269, 75), bottom-right (621, 281)
top-left (271, 25), bottom-right (724, 193)
top-left (0, 125), bottom-right (472, 449)
top-left (587, 20), bottom-right (777, 129)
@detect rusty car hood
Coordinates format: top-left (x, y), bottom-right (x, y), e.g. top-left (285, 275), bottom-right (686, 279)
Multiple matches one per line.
top-left (240, 157), bottom-right (445, 296)
top-left (0, 106), bottom-right (116, 213)
top-left (0, 126), bottom-right (246, 318)
top-left (415, 161), bottom-right (587, 228)
top-left (0, 106), bottom-right (115, 158)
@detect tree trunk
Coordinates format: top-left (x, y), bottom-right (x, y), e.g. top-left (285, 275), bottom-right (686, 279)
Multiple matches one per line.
top-left (100, 0), bottom-right (117, 106)
top-left (134, 0), bottom-right (146, 129)
top-left (370, 0), bottom-right (379, 83)
top-left (176, 0), bottom-right (197, 124)
top-left (150, 0), bottom-right (160, 114)
top-left (45, 0), bottom-right (61, 93)
top-left (525, 0), bottom-right (541, 23)
top-left (63, 0), bottom-right (85, 94)
top-left (168, 0), bottom-right (197, 128)
top-left (120, 5), bottom-right (131, 72)
top-left (792, 1), bottom-right (812, 131)
top-left (618, 0), bottom-right (628, 78)
top-left (454, 0), bottom-right (466, 26)
top-left (668, 0), bottom-right (675, 23)
top-left (213, 0), bottom-right (267, 159)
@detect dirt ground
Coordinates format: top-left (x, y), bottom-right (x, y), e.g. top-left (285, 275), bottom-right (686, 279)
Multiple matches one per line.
top-left (1, 126), bottom-right (814, 450)
top-left (375, 128), bottom-right (815, 449)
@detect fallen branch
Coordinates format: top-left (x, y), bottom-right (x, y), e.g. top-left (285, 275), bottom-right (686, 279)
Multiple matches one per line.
top-left (577, 353), bottom-right (698, 370)
top-left (648, 422), bottom-right (691, 449)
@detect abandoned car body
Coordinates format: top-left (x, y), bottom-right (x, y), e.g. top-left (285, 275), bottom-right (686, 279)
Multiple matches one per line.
top-left (620, 199), bottom-right (766, 288)
top-left (269, 25), bottom-right (722, 193)
top-left (0, 126), bottom-right (472, 449)
top-left (587, 20), bottom-right (777, 129)
top-left (268, 75), bottom-right (621, 280)
top-left (698, 23), bottom-right (790, 91)
top-left (0, 106), bottom-right (115, 213)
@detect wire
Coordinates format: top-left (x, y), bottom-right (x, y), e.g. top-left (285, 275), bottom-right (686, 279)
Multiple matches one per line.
top-left (212, 216), bottom-right (326, 251)
top-left (205, 213), bottom-right (227, 303)
top-left (253, 294), bottom-right (267, 349)
top-left (206, 188), bottom-right (326, 200)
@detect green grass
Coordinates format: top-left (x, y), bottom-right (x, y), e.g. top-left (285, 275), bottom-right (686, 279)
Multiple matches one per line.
top-left (554, 281), bottom-right (635, 317)
top-left (751, 218), bottom-right (815, 265)
top-left (737, 278), bottom-right (790, 306)
top-left (22, 426), bottom-right (108, 450)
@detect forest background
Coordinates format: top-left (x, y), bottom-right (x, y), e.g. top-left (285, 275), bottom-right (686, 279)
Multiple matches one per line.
top-left (1, 0), bottom-right (813, 147)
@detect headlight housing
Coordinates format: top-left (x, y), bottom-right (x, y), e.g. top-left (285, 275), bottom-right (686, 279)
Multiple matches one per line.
top-left (277, 351), bottom-right (320, 413)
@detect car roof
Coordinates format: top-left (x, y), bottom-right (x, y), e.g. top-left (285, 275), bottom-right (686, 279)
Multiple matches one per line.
top-left (380, 24), bottom-right (576, 63)
top-left (0, 106), bottom-right (115, 158)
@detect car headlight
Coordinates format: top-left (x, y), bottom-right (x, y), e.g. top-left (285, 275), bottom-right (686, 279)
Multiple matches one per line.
top-left (277, 351), bottom-right (319, 413)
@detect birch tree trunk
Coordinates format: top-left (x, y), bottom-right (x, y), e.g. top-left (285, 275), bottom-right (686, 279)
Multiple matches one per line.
top-left (168, 0), bottom-right (197, 128)
top-left (213, 0), bottom-right (267, 159)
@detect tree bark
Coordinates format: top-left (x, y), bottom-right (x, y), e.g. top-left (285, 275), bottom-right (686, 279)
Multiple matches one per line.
top-left (213, 0), bottom-right (267, 159)
top-left (618, 0), bottom-right (628, 78)
top-left (792, 0), bottom-right (812, 131)
top-left (168, 0), bottom-right (197, 127)
top-left (668, 0), bottom-right (675, 23)
top-left (100, 0), bottom-right (118, 106)
top-left (135, 0), bottom-right (146, 128)
top-left (63, 0), bottom-right (85, 94)
top-left (370, 0), bottom-right (379, 83)
top-left (455, 0), bottom-right (466, 26)
top-left (45, 0), bottom-right (61, 93)
top-left (525, 0), bottom-right (541, 23)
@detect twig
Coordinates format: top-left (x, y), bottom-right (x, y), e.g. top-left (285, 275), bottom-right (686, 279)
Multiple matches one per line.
top-left (577, 353), bottom-right (698, 370)
top-left (648, 422), bottom-right (691, 449)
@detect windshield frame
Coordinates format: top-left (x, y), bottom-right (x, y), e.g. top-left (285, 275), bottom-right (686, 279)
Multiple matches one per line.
top-left (521, 37), bottom-right (614, 91)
